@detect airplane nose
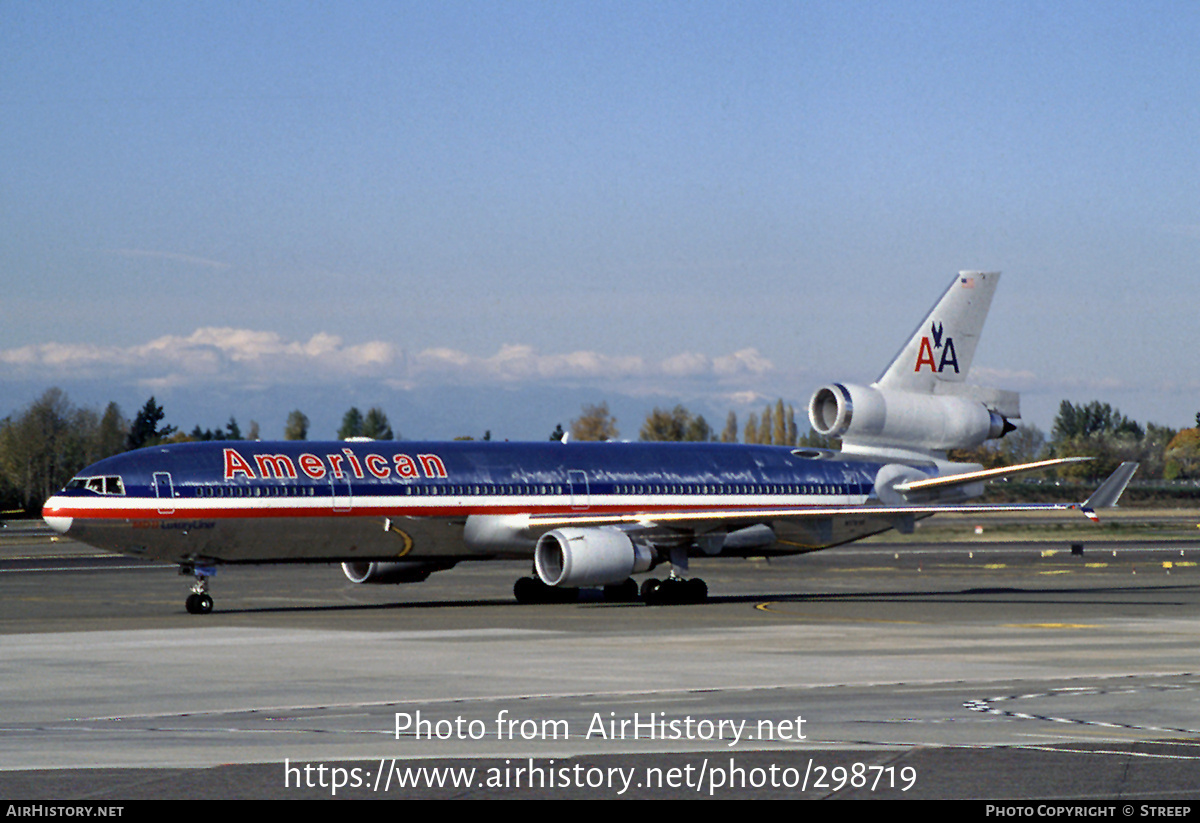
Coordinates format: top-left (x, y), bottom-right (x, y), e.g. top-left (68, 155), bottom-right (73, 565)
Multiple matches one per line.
top-left (42, 497), bottom-right (73, 534)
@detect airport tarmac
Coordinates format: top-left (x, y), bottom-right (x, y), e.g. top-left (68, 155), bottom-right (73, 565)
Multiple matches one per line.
top-left (2, 525), bottom-right (1199, 800)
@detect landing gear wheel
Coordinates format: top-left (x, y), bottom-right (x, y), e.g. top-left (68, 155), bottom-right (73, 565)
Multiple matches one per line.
top-left (182, 564), bottom-right (215, 614)
top-left (603, 578), bottom-right (639, 602)
top-left (514, 576), bottom-right (542, 604)
top-left (185, 592), bottom-right (214, 614)
top-left (642, 577), bottom-right (707, 605)
top-left (194, 593), bottom-right (213, 614)
top-left (514, 576), bottom-right (578, 604)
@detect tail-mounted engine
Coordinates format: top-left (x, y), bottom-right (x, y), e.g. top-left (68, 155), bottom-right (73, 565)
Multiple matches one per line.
top-left (809, 382), bottom-right (1015, 456)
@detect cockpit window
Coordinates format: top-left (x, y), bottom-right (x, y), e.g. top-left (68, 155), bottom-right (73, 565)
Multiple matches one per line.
top-left (70, 475), bottom-right (125, 495)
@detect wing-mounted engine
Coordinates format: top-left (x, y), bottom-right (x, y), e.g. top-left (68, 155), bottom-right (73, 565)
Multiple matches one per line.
top-left (534, 528), bottom-right (655, 587)
top-left (342, 560), bottom-right (457, 584)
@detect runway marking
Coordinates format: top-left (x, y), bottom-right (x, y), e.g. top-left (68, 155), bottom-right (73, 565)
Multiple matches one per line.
top-left (0, 565), bottom-right (169, 574)
top-left (964, 679), bottom-right (1199, 737)
top-left (1002, 623), bottom-right (1099, 629)
top-left (577, 696), bottom-right (705, 707)
top-left (752, 602), bottom-right (922, 624)
top-left (0, 552), bottom-right (113, 560)
top-left (1017, 728), bottom-right (1171, 743)
top-left (1016, 744), bottom-right (1200, 761)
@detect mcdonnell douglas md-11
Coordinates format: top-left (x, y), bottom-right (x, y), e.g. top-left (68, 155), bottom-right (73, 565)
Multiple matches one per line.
top-left (42, 272), bottom-right (1137, 613)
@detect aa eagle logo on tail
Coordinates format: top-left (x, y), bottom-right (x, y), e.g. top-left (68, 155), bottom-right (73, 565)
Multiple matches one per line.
top-left (914, 320), bottom-right (959, 373)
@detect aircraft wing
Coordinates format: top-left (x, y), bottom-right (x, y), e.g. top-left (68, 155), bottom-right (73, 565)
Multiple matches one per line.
top-left (526, 461), bottom-right (1139, 536)
top-left (890, 456), bottom-right (1092, 494)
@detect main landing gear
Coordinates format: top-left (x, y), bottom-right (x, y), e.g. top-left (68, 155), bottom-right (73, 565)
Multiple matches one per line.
top-left (512, 574), bottom-right (707, 605)
top-left (513, 544), bottom-right (708, 605)
top-left (180, 564), bottom-right (215, 614)
top-left (639, 544), bottom-right (708, 605)
top-left (640, 575), bottom-right (708, 605)
top-left (513, 576), bottom-right (579, 604)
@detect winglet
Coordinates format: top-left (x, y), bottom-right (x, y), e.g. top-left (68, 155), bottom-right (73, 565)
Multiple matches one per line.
top-left (1078, 462), bottom-right (1139, 521)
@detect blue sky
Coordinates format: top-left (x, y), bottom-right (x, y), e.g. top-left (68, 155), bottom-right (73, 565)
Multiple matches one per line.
top-left (3, 2), bottom-right (1197, 439)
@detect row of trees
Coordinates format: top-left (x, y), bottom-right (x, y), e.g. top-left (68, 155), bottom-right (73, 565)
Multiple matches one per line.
top-left (566, 399), bottom-right (821, 447)
top-left (0, 390), bottom-right (128, 512)
top-left (335, 407), bottom-right (395, 440)
top-left (953, 400), bottom-right (1200, 481)
top-left (187, 418), bottom-right (260, 442)
top-left (286, 406), bottom-right (399, 441)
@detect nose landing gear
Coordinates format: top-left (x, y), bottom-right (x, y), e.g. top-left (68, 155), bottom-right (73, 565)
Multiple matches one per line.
top-left (180, 564), bottom-right (216, 614)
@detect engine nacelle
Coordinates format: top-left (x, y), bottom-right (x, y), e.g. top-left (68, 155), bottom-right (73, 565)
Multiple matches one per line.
top-left (341, 561), bottom-right (456, 584)
top-left (809, 382), bottom-right (1012, 454)
top-left (534, 528), bottom-right (654, 588)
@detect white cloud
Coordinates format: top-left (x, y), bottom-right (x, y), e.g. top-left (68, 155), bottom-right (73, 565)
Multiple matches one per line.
top-left (661, 352), bottom-right (710, 377)
top-left (713, 348), bottom-right (773, 377)
top-left (0, 329), bottom-right (776, 396)
top-left (413, 347), bottom-right (474, 370)
top-left (0, 329), bottom-right (397, 383)
top-left (721, 390), bottom-right (770, 407)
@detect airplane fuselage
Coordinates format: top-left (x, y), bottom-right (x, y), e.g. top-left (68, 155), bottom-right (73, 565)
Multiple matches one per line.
top-left (42, 440), bottom-right (899, 566)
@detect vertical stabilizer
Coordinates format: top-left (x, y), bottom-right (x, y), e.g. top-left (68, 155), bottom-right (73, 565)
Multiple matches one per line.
top-left (876, 271), bottom-right (1000, 393)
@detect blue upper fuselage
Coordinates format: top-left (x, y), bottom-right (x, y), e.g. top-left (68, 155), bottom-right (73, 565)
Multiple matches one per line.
top-left (54, 439), bottom-right (890, 503)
